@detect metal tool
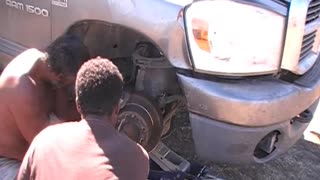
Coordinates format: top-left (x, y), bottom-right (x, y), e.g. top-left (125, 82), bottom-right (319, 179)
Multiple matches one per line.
top-left (149, 142), bottom-right (222, 180)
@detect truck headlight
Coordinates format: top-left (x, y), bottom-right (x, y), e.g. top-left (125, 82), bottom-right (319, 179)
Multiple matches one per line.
top-left (184, 0), bottom-right (285, 76)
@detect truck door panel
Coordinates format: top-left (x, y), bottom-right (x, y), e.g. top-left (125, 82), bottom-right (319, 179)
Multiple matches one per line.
top-left (0, 0), bottom-right (51, 55)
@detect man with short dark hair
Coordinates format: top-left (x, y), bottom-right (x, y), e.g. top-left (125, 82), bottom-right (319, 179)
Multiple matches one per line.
top-left (18, 58), bottom-right (150, 180)
top-left (0, 35), bottom-right (89, 179)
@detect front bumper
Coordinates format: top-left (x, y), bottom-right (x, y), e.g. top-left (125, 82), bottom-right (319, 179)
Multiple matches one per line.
top-left (178, 58), bottom-right (320, 127)
top-left (188, 112), bottom-right (314, 163)
top-left (177, 57), bottom-right (320, 163)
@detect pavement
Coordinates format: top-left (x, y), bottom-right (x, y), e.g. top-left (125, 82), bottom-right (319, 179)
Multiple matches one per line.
top-left (164, 108), bottom-right (320, 180)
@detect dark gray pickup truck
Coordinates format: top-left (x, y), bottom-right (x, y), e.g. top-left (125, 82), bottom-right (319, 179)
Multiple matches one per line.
top-left (1, 0), bottom-right (320, 164)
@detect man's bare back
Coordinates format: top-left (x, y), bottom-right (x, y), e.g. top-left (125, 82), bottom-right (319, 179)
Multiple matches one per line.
top-left (0, 35), bottom-right (90, 161)
top-left (0, 49), bottom-right (54, 160)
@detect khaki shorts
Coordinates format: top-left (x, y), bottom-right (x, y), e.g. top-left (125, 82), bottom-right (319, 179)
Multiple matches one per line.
top-left (0, 156), bottom-right (21, 180)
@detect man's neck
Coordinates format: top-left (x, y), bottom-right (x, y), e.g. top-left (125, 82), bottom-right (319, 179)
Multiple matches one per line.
top-left (83, 114), bottom-right (114, 127)
top-left (83, 114), bottom-right (118, 143)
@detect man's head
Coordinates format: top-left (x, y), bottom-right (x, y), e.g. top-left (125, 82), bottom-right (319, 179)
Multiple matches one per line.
top-left (75, 57), bottom-right (123, 124)
top-left (45, 34), bottom-right (90, 88)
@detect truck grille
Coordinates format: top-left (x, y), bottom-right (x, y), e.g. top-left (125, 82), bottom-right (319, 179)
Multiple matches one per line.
top-left (299, 0), bottom-right (320, 62)
top-left (306, 0), bottom-right (320, 24)
top-left (274, 0), bottom-right (320, 23)
top-left (278, 0), bottom-right (320, 74)
top-left (272, 0), bottom-right (289, 6)
top-left (300, 30), bottom-right (317, 61)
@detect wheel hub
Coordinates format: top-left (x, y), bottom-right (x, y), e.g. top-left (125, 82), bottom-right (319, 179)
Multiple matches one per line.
top-left (116, 93), bottom-right (162, 152)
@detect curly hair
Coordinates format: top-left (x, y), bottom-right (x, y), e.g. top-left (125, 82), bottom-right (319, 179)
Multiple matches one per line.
top-left (76, 57), bottom-right (124, 116)
top-left (46, 34), bottom-right (90, 75)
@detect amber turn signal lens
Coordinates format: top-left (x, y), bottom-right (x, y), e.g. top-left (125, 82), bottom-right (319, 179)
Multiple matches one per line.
top-left (192, 18), bottom-right (210, 52)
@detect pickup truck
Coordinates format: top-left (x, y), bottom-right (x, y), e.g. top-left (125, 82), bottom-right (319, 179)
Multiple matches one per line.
top-left (1, 0), bottom-right (320, 164)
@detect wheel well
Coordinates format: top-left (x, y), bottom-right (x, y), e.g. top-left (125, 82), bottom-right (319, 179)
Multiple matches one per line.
top-left (65, 20), bottom-right (181, 94)
top-left (65, 20), bottom-right (154, 60)
top-left (65, 20), bottom-right (165, 84)
top-left (65, 20), bottom-right (185, 140)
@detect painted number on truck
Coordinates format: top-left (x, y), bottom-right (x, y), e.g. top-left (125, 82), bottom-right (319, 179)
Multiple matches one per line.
top-left (5, 0), bottom-right (49, 17)
top-left (26, 5), bottom-right (49, 17)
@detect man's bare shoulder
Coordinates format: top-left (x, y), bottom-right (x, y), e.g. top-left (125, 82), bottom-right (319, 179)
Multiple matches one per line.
top-left (0, 74), bottom-right (37, 102)
top-left (0, 65), bottom-right (45, 126)
top-left (0, 49), bottom-right (45, 94)
top-left (1, 48), bottom-right (45, 78)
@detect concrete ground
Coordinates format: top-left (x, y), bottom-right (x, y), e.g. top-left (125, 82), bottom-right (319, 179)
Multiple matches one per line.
top-left (164, 109), bottom-right (320, 180)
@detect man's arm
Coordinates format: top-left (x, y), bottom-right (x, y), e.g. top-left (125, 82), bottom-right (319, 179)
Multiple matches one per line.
top-left (9, 77), bottom-right (56, 143)
top-left (16, 140), bottom-right (35, 180)
top-left (54, 87), bottom-right (81, 121)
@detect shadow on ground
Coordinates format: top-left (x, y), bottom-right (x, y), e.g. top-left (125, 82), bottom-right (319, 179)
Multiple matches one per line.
top-left (163, 110), bottom-right (320, 180)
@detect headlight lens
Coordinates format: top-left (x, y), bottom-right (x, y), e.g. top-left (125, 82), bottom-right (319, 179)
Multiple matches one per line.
top-left (185, 0), bottom-right (285, 76)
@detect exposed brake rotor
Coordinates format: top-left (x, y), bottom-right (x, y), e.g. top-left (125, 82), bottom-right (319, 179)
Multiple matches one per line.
top-left (116, 93), bottom-right (163, 152)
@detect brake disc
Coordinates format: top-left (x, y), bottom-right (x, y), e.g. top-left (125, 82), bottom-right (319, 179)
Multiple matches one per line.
top-left (116, 93), bottom-right (163, 152)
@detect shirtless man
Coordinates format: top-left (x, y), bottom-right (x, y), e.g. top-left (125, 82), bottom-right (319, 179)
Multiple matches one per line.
top-left (18, 58), bottom-right (150, 180)
top-left (0, 35), bottom-right (90, 179)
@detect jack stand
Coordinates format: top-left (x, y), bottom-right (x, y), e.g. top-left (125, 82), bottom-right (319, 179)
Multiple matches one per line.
top-left (149, 142), bottom-right (222, 180)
